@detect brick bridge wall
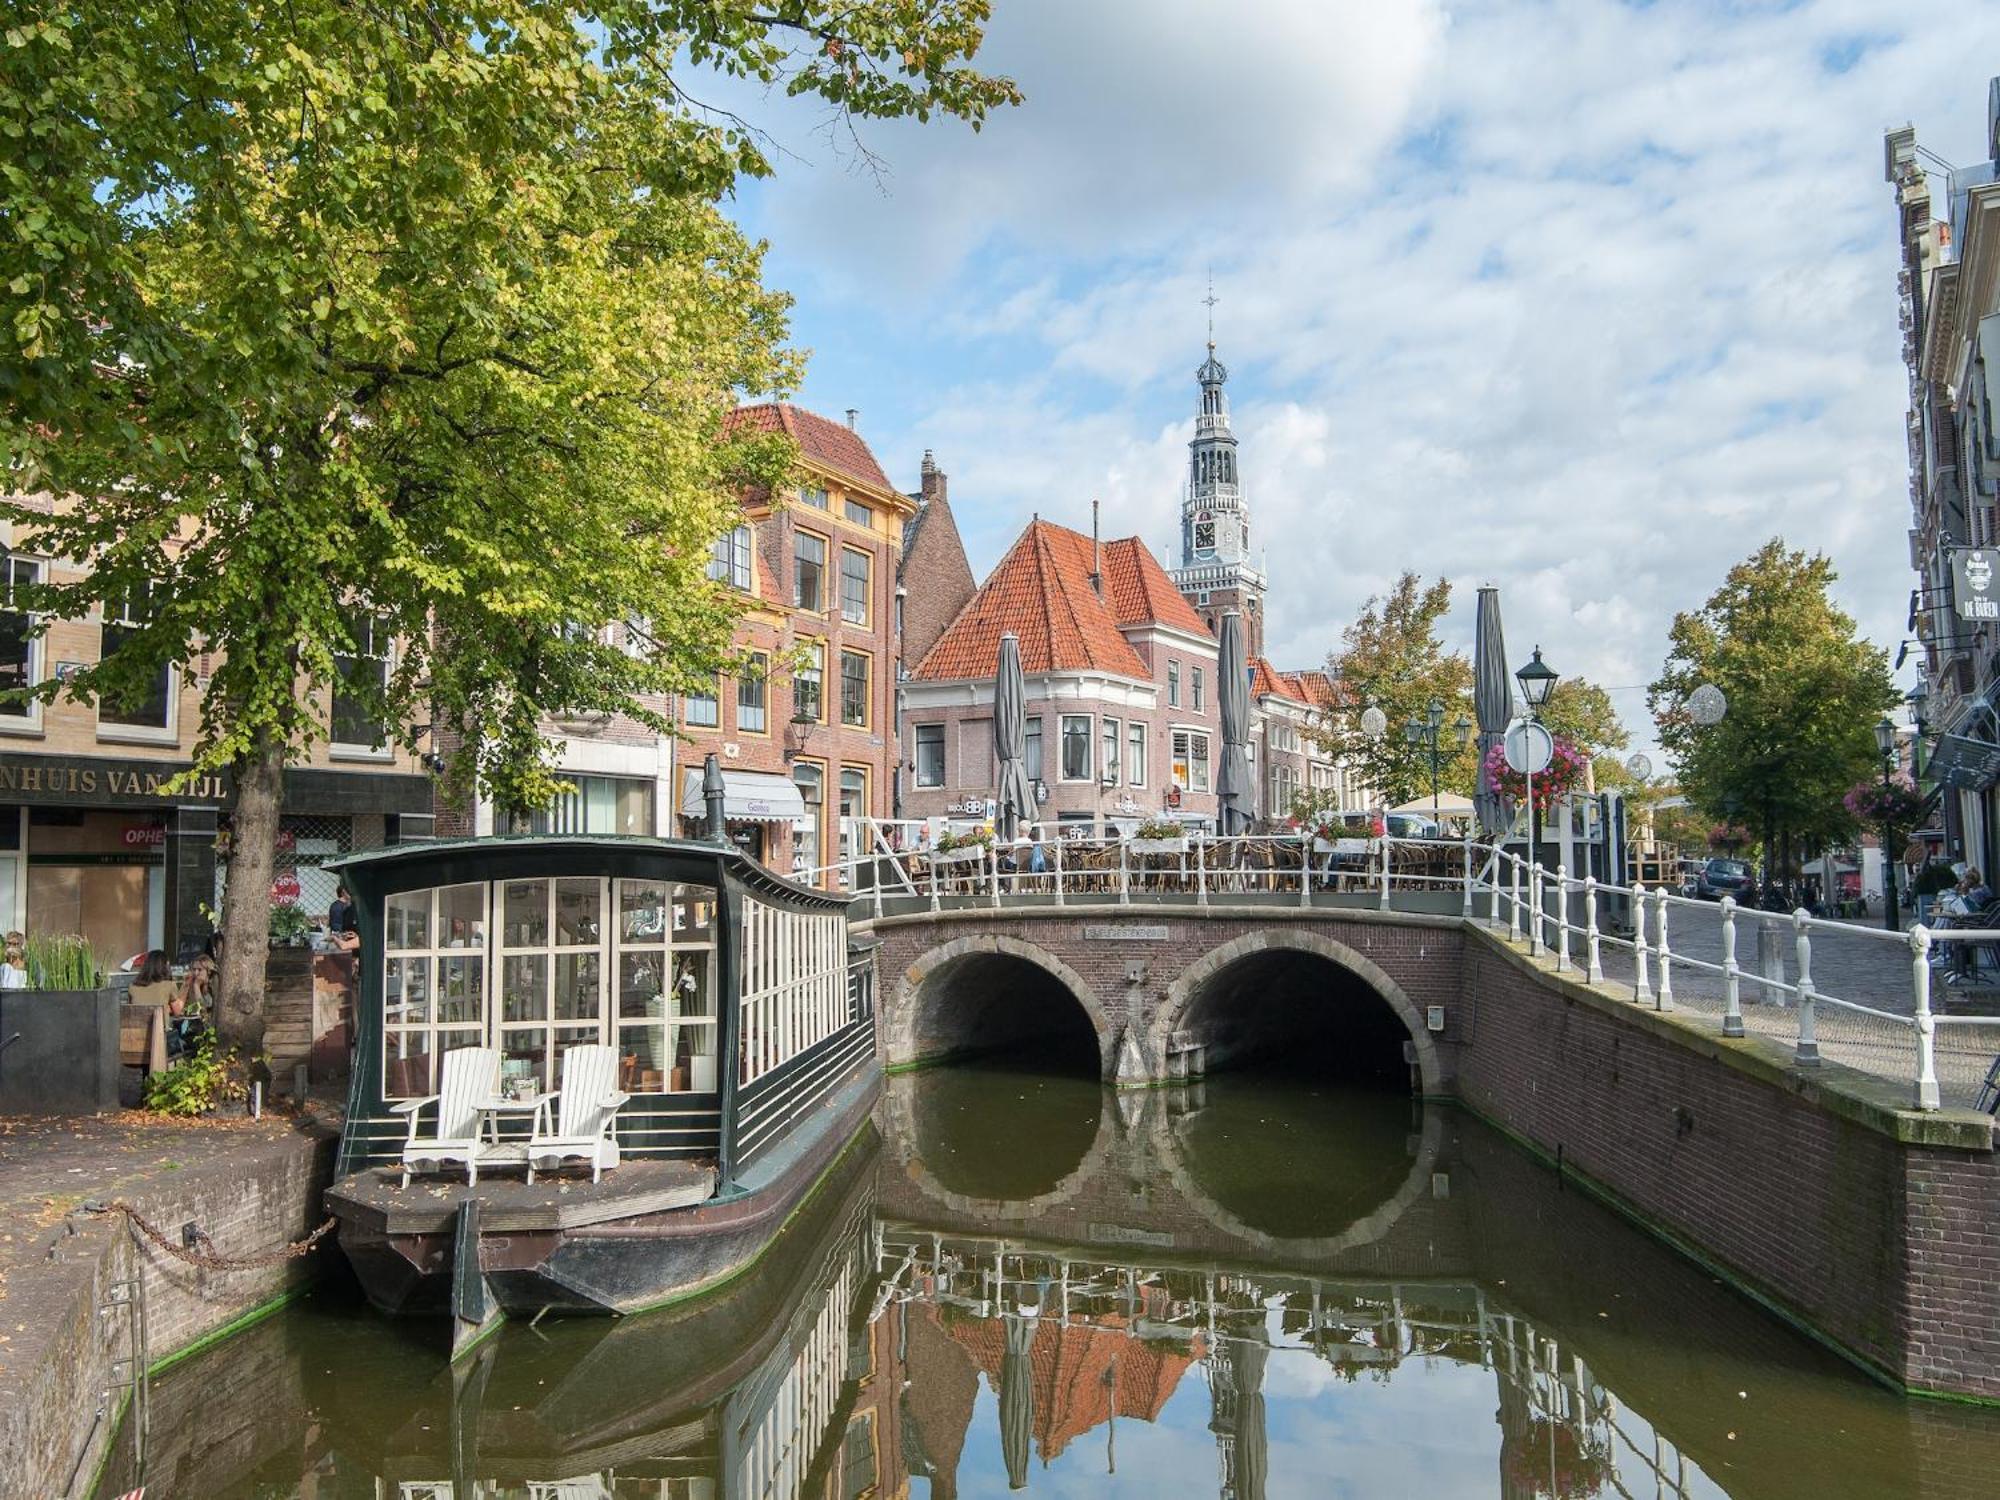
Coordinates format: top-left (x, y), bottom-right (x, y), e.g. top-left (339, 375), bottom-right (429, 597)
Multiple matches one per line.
top-left (859, 903), bottom-right (2000, 1402)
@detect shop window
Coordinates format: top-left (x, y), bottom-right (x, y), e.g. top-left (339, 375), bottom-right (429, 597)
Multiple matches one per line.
top-left (840, 650), bottom-right (869, 728)
top-left (915, 724), bottom-right (945, 787)
top-left (1173, 730), bottom-right (1212, 793)
top-left (738, 654), bottom-right (768, 734)
top-left (98, 581), bottom-right (171, 732)
top-left (0, 556), bottom-right (38, 719)
top-left (793, 763), bottom-right (823, 873)
top-left (527, 774), bottom-right (653, 836)
top-left (840, 547), bottom-right (871, 625)
top-left (332, 613), bottom-right (391, 751)
top-left (794, 532), bottom-right (827, 612)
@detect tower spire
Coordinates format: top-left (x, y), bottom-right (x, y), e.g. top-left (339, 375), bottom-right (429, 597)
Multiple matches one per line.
top-left (1203, 266), bottom-right (1219, 350)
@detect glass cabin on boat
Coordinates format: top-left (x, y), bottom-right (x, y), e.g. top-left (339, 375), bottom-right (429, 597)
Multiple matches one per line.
top-left (329, 836), bottom-right (871, 1194)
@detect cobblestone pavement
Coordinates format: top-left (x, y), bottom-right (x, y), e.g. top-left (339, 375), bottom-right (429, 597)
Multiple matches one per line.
top-left (1510, 900), bottom-right (2000, 1111)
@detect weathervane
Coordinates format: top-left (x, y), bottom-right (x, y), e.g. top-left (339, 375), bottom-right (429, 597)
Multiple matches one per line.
top-left (1203, 267), bottom-right (1219, 348)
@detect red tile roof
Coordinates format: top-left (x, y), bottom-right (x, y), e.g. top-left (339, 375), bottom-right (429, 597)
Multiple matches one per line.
top-left (1250, 655), bottom-right (1311, 704)
top-left (728, 402), bottom-right (896, 495)
top-left (916, 520), bottom-right (1209, 682)
top-left (1101, 536), bottom-right (1211, 637)
top-left (1280, 668), bottom-right (1343, 708)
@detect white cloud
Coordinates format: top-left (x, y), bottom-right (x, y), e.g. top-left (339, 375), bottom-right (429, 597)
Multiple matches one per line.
top-left (715, 0), bottom-right (2000, 757)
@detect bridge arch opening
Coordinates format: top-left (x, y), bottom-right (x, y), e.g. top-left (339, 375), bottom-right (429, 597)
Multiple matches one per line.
top-left (1168, 938), bottom-right (1431, 1092)
top-left (902, 942), bottom-right (1104, 1078)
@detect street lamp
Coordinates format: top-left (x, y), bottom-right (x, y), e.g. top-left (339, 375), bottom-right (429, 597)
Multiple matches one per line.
top-left (1875, 715), bottom-right (1902, 933)
top-left (1515, 647), bottom-right (1560, 882)
top-left (1403, 697), bottom-right (1474, 819)
top-left (1908, 677), bottom-right (1931, 782)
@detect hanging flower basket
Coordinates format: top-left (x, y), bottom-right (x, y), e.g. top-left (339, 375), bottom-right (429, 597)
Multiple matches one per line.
top-left (1844, 776), bottom-right (1926, 830)
top-left (1484, 735), bottom-right (1587, 815)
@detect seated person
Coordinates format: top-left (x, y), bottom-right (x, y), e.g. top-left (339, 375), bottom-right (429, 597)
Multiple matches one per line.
top-left (0, 933), bottom-right (25, 989)
top-left (128, 949), bottom-right (178, 1008)
top-left (167, 956), bottom-right (215, 1057)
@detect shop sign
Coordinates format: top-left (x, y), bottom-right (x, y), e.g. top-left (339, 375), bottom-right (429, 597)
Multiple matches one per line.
top-left (121, 824), bottom-right (166, 847)
top-left (1955, 548), bottom-right (2000, 621)
top-left (0, 758), bottom-right (228, 804)
top-left (947, 797), bottom-right (994, 817)
top-left (1165, 785), bottom-right (1183, 809)
top-left (271, 874), bottom-right (303, 904)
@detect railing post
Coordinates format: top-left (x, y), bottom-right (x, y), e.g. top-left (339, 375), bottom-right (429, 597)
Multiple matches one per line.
top-left (1378, 838), bottom-right (1391, 910)
top-left (1053, 836), bottom-right (1066, 908)
top-left (989, 842), bottom-right (1001, 908)
top-left (1197, 832), bottom-right (1210, 910)
top-left (1652, 887), bottom-right (1673, 1010)
top-left (1527, 857), bottom-right (1544, 956)
top-left (1912, 924), bottom-right (1940, 1110)
top-left (1119, 838), bottom-right (1131, 906)
top-left (1462, 836), bottom-right (1474, 918)
top-left (872, 853), bottom-right (885, 922)
top-left (1632, 881), bottom-right (1650, 1002)
top-left (1554, 865), bottom-right (1570, 973)
top-left (1720, 895), bottom-right (1743, 1037)
top-left (1583, 874), bottom-right (1604, 983)
top-left (1299, 829), bottom-right (1312, 909)
top-left (1793, 909), bottom-right (1820, 1066)
top-left (1509, 856), bottom-right (1522, 941)
top-left (1489, 849), bottom-right (1503, 929)
top-left (929, 845), bottom-right (940, 913)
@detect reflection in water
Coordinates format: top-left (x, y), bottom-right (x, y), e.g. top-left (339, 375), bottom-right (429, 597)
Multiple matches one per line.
top-left (98, 1073), bottom-right (2000, 1499)
top-left (903, 1061), bottom-right (1104, 1201)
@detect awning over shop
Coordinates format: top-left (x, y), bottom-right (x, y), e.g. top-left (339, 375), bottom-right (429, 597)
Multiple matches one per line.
top-left (679, 768), bottom-right (805, 824)
top-left (1927, 732), bottom-right (2000, 792)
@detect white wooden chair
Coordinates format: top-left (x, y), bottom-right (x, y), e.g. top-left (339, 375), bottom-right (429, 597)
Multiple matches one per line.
top-left (393, 1046), bottom-right (501, 1188)
top-left (527, 1043), bottom-right (628, 1183)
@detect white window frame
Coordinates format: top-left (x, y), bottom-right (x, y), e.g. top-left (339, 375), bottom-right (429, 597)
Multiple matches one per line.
top-left (1059, 714), bottom-right (1093, 783)
top-left (684, 675), bottom-right (720, 728)
top-left (0, 556), bottom-right (43, 736)
top-left (95, 581), bottom-right (178, 745)
top-left (1127, 721), bottom-right (1147, 788)
top-left (709, 524), bottom-right (753, 591)
top-left (331, 613), bottom-right (395, 762)
top-left (1099, 716), bottom-right (1120, 785)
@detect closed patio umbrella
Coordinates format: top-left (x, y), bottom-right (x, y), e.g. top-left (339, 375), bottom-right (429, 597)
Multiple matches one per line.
top-left (1233, 1337), bottom-right (1268, 1500)
top-left (994, 632), bottom-right (1038, 842)
top-left (1217, 611), bottom-right (1252, 835)
top-left (1472, 586), bottom-right (1517, 837)
top-left (1001, 1311), bottom-right (1034, 1489)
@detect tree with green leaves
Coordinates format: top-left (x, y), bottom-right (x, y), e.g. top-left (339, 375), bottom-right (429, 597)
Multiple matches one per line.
top-left (1310, 572), bottom-right (1474, 808)
top-left (0, 0), bottom-right (1016, 1054)
top-left (1648, 540), bottom-right (1897, 883)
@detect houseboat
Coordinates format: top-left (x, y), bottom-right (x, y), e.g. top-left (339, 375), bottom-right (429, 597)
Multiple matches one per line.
top-left (322, 832), bottom-right (879, 1342)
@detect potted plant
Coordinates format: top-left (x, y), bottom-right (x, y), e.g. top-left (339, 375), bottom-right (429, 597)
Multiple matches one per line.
top-left (0, 934), bottom-right (121, 1114)
top-left (933, 826), bottom-right (995, 864)
top-left (1128, 817), bottom-right (1188, 855)
top-left (268, 899), bottom-right (313, 947)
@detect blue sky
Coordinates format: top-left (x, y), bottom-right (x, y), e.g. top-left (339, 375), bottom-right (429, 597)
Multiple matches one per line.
top-left (706, 0), bottom-right (2000, 758)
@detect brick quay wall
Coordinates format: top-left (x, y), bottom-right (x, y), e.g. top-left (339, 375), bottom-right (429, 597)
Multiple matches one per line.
top-left (0, 1114), bottom-right (336, 1499)
top-left (863, 904), bottom-right (2000, 1402)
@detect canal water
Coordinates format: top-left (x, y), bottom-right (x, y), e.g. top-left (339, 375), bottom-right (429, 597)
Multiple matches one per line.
top-left (98, 1067), bottom-right (2000, 1499)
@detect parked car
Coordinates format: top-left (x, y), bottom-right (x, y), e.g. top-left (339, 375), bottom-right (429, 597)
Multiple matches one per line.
top-left (1693, 857), bottom-right (1754, 901)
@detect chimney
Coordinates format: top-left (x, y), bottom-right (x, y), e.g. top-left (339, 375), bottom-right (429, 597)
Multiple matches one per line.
top-left (1090, 500), bottom-right (1103, 596)
top-left (845, 408), bottom-right (859, 430)
top-left (920, 449), bottom-right (948, 507)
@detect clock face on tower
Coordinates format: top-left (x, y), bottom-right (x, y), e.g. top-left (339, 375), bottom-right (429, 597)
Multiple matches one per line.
top-left (1194, 520), bottom-right (1215, 552)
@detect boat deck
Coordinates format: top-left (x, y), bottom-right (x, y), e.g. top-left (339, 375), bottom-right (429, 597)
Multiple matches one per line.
top-left (329, 1159), bottom-right (717, 1235)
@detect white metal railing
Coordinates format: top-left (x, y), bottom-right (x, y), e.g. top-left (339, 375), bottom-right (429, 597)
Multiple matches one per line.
top-left (790, 823), bottom-right (2000, 1113)
top-left (1473, 842), bottom-right (2000, 1114)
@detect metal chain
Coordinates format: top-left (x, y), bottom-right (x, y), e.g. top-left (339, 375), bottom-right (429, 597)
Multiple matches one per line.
top-left (91, 1200), bottom-right (337, 1272)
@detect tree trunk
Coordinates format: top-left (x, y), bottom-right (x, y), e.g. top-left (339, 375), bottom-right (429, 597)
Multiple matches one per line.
top-left (214, 731), bottom-right (284, 1061)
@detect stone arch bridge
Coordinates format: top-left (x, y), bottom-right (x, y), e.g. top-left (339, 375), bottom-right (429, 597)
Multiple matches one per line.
top-left (860, 904), bottom-right (1468, 1090)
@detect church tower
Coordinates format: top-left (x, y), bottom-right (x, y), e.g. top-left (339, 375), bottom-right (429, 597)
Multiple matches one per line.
top-left (1170, 308), bottom-right (1269, 657)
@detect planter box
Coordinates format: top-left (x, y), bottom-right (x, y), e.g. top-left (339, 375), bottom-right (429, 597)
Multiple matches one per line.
top-left (1127, 838), bottom-right (1188, 856)
top-left (0, 988), bottom-right (121, 1114)
top-left (1314, 837), bottom-right (1374, 856)
top-left (932, 845), bottom-right (992, 866)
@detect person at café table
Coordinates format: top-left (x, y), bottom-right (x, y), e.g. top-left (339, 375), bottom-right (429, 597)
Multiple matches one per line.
top-left (129, 949), bottom-right (178, 1008)
top-left (327, 883), bottom-right (361, 954)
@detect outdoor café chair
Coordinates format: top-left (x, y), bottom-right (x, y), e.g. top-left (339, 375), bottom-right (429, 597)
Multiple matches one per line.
top-left (393, 1045), bottom-right (501, 1188)
top-left (527, 1043), bottom-right (630, 1184)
